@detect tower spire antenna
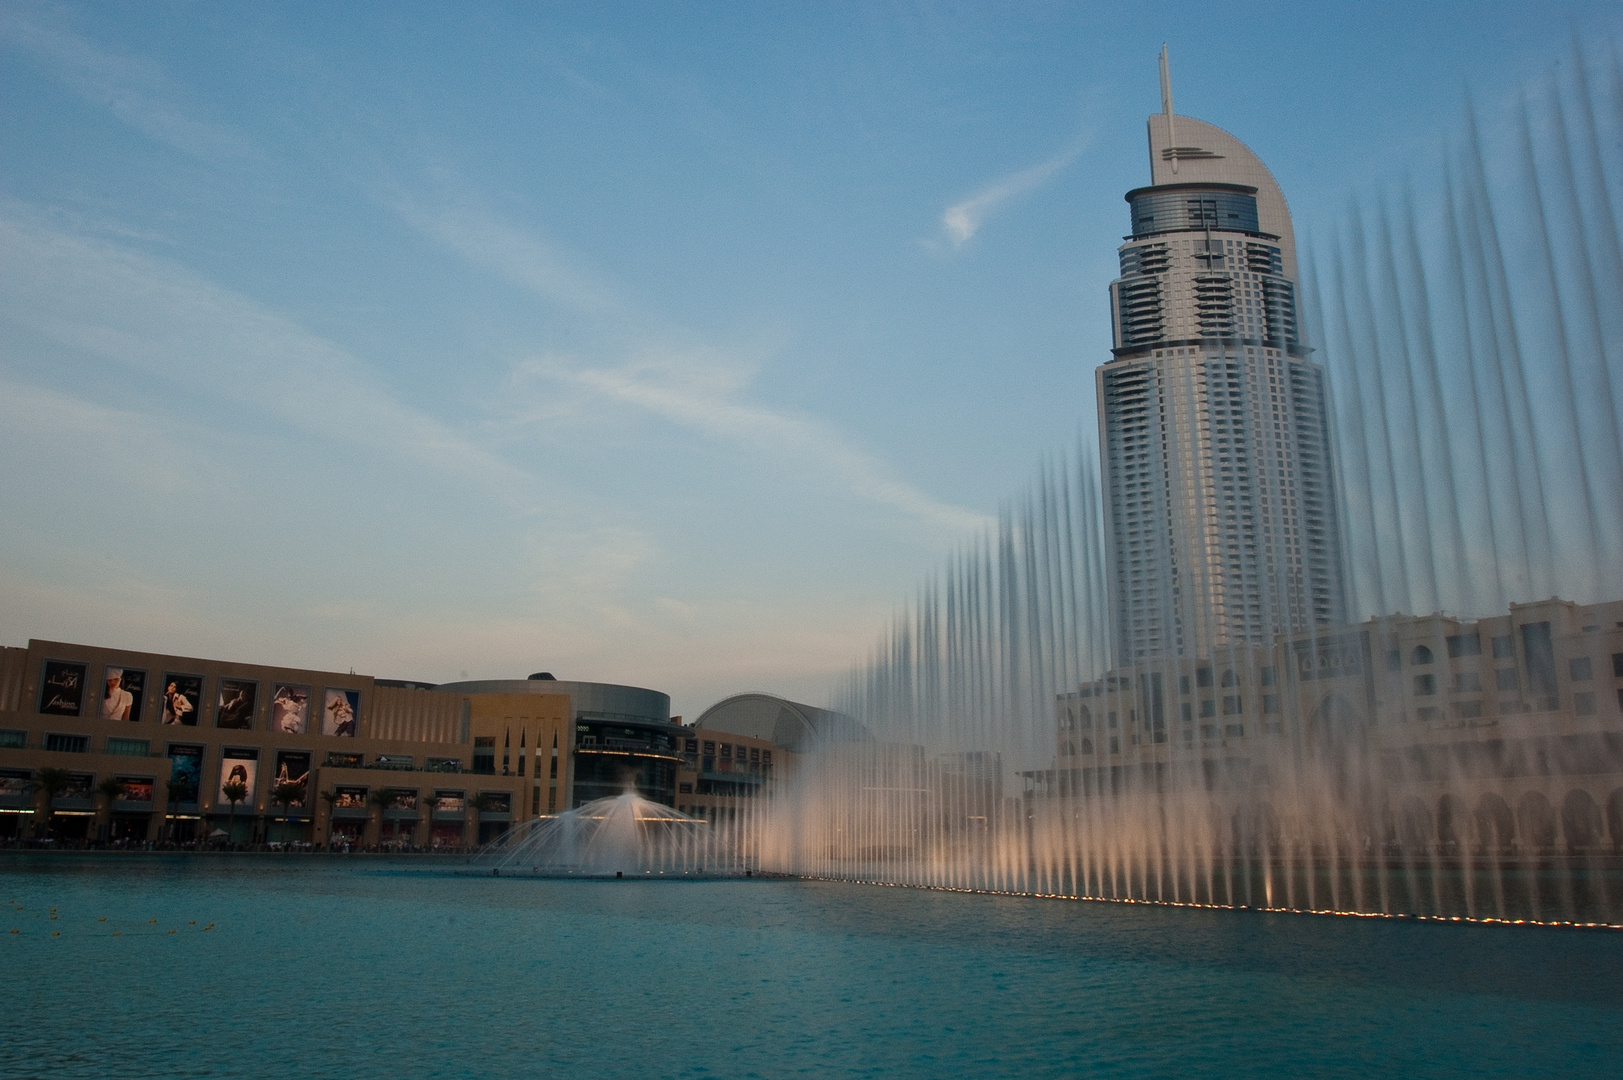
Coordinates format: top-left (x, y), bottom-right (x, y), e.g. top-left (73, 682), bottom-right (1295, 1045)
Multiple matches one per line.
top-left (1159, 44), bottom-right (1177, 174)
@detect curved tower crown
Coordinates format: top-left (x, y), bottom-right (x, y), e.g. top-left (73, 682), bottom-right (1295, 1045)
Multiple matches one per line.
top-left (1146, 113), bottom-right (1297, 280)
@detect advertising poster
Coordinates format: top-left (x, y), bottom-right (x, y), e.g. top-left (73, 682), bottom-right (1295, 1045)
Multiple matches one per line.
top-left (333, 786), bottom-right (367, 809)
top-left (433, 791), bottom-right (465, 813)
top-left (272, 751), bottom-right (311, 807)
top-left (270, 684), bottom-right (310, 735)
top-left (216, 679), bottom-right (257, 730)
top-left (100, 667), bottom-right (146, 722)
top-left (162, 675), bottom-right (203, 726)
top-left (116, 776), bottom-right (155, 802)
top-left (0, 769), bottom-right (32, 800)
top-left (38, 660), bottom-right (87, 716)
top-left (64, 773), bottom-right (94, 799)
top-left (389, 789), bottom-right (418, 812)
top-left (218, 748), bottom-right (258, 804)
top-left (167, 745), bottom-right (203, 802)
top-left (322, 688), bottom-right (359, 737)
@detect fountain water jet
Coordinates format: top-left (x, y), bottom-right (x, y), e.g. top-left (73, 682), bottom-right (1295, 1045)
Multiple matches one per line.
top-left (476, 793), bottom-right (719, 877)
top-left (747, 46), bottom-right (1623, 927)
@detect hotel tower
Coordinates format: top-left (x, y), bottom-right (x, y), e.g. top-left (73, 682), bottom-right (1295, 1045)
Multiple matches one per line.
top-left (1099, 51), bottom-right (1346, 664)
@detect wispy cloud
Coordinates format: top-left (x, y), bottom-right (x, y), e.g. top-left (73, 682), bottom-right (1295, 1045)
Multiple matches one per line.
top-left (523, 347), bottom-right (994, 535)
top-left (398, 202), bottom-right (993, 537)
top-left (0, 209), bottom-right (531, 499)
top-left (0, 9), bottom-right (256, 163)
top-left (392, 198), bottom-right (631, 323)
top-left (941, 142), bottom-right (1086, 248)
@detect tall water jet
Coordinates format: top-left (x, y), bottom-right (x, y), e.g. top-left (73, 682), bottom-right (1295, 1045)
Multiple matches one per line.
top-left (751, 45), bottom-right (1623, 926)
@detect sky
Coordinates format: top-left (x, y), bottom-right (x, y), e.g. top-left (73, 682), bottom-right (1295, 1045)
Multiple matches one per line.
top-left (2, 1), bottom-right (1620, 719)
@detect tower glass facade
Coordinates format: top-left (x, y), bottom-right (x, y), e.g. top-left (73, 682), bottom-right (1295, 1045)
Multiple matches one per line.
top-left (1099, 112), bottom-right (1345, 665)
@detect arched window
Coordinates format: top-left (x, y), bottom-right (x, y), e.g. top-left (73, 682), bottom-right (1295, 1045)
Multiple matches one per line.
top-left (1437, 794), bottom-right (1468, 848)
top-left (1411, 644), bottom-right (1434, 666)
top-left (1079, 738), bottom-right (1094, 755)
top-left (1608, 788), bottom-right (1623, 852)
top-left (1220, 669), bottom-right (1239, 687)
top-left (1476, 793), bottom-right (1515, 850)
top-left (1561, 789), bottom-right (1603, 849)
top-left (1517, 792), bottom-right (1558, 849)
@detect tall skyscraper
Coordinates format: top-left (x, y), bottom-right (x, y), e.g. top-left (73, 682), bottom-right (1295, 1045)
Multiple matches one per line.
top-left (1099, 51), bottom-right (1345, 664)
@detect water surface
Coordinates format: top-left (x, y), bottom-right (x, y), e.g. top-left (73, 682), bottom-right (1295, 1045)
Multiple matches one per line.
top-left (2, 854), bottom-right (1617, 1078)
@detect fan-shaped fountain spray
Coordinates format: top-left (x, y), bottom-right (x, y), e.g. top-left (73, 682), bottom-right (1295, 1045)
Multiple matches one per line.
top-left (477, 793), bottom-right (717, 877)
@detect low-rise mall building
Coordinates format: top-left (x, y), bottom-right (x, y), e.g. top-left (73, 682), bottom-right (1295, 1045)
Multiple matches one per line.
top-left (0, 639), bottom-right (688, 849)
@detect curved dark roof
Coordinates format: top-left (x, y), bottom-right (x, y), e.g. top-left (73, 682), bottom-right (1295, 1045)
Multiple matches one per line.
top-left (692, 693), bottom-right (868, 752)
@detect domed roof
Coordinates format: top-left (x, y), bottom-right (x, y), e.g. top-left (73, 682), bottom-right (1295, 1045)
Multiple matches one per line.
top-left (692, 693), bottom-right (868, 752)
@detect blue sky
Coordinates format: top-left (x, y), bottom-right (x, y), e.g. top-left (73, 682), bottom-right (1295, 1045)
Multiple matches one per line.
top-left (2, 1), bottom-right (1619, 717)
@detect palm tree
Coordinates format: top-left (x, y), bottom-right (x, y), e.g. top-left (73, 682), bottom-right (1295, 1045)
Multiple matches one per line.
top-left (420, 793), bottom-right (442, 851)
top-left (367, 788), bottom-right (400, 850)
top-left (472, 792), bottom-right (503, 849)
top-left (32, 767), bottom-right (73, 841)
top-left (221, 780), bottom-right (249, 847)
top-left (94, 777), bottom-right (126, 843)
top-left (318, 788), bottom-right (340, 849)
top-left (270, 782), bottom-right (303, 845)
top-left (163, 777), bottom-right (191, 843)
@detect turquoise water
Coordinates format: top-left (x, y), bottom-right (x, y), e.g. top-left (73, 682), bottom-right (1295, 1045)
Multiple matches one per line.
top-left (2, 855), bottom-right (1618, 1079)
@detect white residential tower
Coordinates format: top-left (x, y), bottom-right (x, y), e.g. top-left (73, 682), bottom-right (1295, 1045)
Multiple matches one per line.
top-left (1099, 51), bottom-right (1346, 664)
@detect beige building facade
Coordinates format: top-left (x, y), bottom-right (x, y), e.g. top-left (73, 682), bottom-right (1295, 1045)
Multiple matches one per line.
top-left (0, 641), bottom-right (675, 850)
top-left (1046, 597), bottom-right (1623, 852)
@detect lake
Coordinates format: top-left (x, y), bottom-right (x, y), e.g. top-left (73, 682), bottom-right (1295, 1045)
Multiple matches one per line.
top-left (2, 854), bottom-right (1618, 1078)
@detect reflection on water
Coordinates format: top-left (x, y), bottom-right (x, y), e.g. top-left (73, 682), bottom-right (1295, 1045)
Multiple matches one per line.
top-left (1, 855), bottom-right (1619, 1079)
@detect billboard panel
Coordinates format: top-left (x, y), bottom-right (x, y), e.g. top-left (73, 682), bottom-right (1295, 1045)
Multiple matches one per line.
top-left (216, 679), bottom-right (257, 730)
top-left (272, 750), bottom-right (311, 808)
top-left (433, 791), bottom-right (465, 813)
top-left (38, 661), bottom-right (86, 716)
top-left (322, 689), bottom-right (359, 737)
top-left (270, 684), bottom-right (310, 735)
top-left (116, 776), bottom-right (155, 803)
top-left (167, 745), bottom-right (203, 803)
top-left (162, 675), bottom-right (203, 726)
top-left (100, 667), bottom-right (146, 722)
top-left (332, 785), bottom-right (367, 809)
top-left (0, 769), bottom-right (32, 799)
top-left (218, 748), bottom-right (259, 804)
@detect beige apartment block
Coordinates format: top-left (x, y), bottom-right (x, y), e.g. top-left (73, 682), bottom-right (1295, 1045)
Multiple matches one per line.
top-left (1043, 597), bottom-right (1623, 852)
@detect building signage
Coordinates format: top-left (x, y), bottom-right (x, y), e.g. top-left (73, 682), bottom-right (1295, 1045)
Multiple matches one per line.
top-left (1291, 633), bottom-right (1367, 682)
top-left (38, 661), bottom-right (86, 717)
top-left (217, 747), bottom-right (259, 804)
top-left (273, 750), bottom-right (311, 807)
top-left (271, 684), bottom-right (310, 734)
top-left (162, 675), bottom-right (203, 726)
top-left (167, 745), bottom-right (203, 803)
top-left (216, 679), bottom-right (257, 730)
top-left (100, 666), bottom-right (145, 722)
top-left (323, 689), bottom-right (359, 737)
